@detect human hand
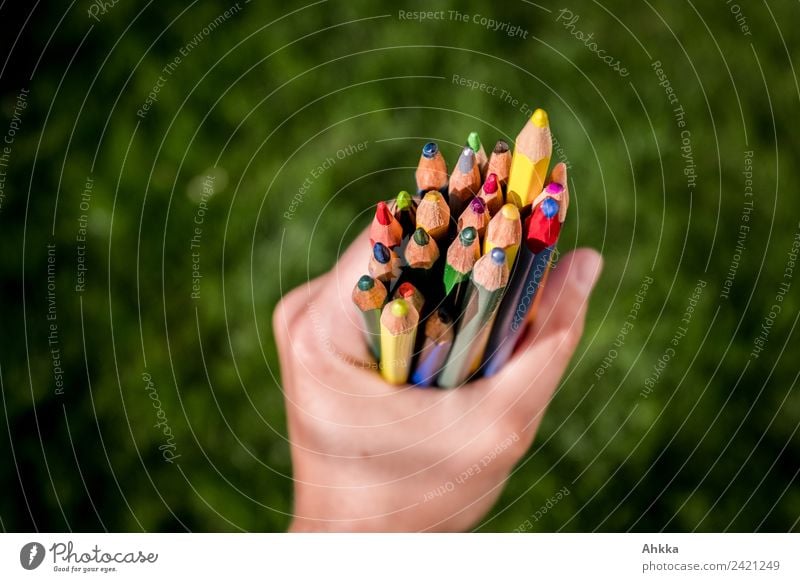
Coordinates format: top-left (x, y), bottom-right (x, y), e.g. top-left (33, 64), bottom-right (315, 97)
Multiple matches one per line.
top-left (274, 228), bottom-right (602, 531)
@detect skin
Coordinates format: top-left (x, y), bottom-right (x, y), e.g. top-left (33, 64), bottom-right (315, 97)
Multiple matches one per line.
top-left (273, 228), bottom-right (602, 531)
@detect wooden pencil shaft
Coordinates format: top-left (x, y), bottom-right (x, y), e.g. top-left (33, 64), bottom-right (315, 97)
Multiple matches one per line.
top-left (380, 299), bottom-right (419, 385)
top-left (483, 246), bottom-right (553, 376)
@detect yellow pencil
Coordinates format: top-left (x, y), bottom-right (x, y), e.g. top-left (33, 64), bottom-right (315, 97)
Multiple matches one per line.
top-left (484, 203), bottom-right (522, 269)
top-left (506, 108), bottom-right (552, 208)
top-left (379, 299), bottom-right (419, 384)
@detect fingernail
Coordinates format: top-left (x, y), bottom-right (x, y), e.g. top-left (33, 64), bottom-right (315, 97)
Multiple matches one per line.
top-left (575, 251), bottom-right (603, 295)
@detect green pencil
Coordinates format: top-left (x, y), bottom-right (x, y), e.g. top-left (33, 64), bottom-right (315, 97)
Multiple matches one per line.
top-left (438, 248), bottom-right (509, 388)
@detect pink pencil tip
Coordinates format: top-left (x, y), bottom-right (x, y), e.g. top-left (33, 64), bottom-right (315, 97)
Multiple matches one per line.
top-left (483, 174), bottom-right (498, 194)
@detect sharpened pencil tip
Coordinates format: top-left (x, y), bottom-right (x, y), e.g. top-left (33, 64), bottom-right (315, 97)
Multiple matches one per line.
top-left (397, 282), bottom-right (414, 298)
top-left (376, 201), bottom-right (392, 225)
top-left (490, 247), bottom-right (506, 265)
top-left (413, 227), bottom-right (430, 246)
top-left (467, 132), bottom-right (481, 151)
top-left (469, 196), bottom-right (486, 213)
top-left (500, 203), bottom-right (520, 220)
top-left (483, 173), bottom-right (498, 194)
top-left (531, 108), bottom-right (549, 128)
top-left (422, 142), bottom-right (438, 158)
top-left (357, 275), bottom-right (374, 291)
top-left (391, 299), bottom-right (409, 317)
top-left (373, 242), bottom-right (390, 263)
top-left (396, 190), bottom-right (412, 209)
top-left (460, 226), bottom-right (477, 245)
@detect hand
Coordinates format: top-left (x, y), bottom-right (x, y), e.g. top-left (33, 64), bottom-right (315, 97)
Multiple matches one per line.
top-left (273, 228), bottom-right (602, 531)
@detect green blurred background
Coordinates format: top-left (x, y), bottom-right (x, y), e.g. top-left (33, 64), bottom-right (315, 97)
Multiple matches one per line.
top-left (1, 0), bottom-right (798, 531)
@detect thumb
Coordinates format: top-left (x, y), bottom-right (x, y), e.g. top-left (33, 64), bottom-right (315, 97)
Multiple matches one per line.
top-left (488, 248), bottom-right (603, 424)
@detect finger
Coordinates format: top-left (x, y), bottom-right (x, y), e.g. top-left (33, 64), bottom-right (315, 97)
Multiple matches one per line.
top-left (486, 248), bottom-right (603, 423)
top-left (322, 227), bottom-right (377, 363)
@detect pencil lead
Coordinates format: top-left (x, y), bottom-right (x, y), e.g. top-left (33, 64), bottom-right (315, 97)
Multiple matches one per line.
top-left (357, 275), bottom-right (375, 291)
top-left (458, 146), bottom-right (475, 173)
top-left (376, 201), bottom-right (392, 226)
top-left (413, 227), bottom-right (430, 246)
top-left (467, 132), bottom-right (481, 153)
top-left (483, 173), bottom-right (498, 194)
top-left (391, 298), bottom-right (409, 317)
top-left (490, 247), bottom-right (506, 265)
top-left (422, 142), bottom-right (438, 158)
top-left (373, 242), bottom-right (390, 263)
top-left (531, 108), bottom-right (549, 127)
top-left (396, 190), bottom-right (412, 210)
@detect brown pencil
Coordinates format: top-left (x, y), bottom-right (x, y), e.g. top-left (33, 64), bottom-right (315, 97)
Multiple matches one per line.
top-left (369, 201), bottom-right (403, 248)
top-left (368, 242), bottom-right (402, 284)
top-left (486, 140), bottom-right (511, 191)
top-left (416, 190), bottom-right (451, 242)
top-left (484, 203), bottom-right (522, 269)
top-left (457, 196), bottom-right (490, 241)
top-left (415, 142), bottom-right (448, 194)
top-left (448, 146), bottom-right (481, 218)
top-left (352, 275), bottom-right (388, 359)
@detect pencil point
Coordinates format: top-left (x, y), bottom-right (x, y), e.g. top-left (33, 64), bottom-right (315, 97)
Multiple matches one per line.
top-left (531, 108), bottom-right (549, 128)
top-left (467, 131), bottom-right (481, 152)
top-left (483, 173), bottom-right (498, 194)
top-left (545, 182), bottom-right (564, 194)
top-left (397, 282), bottom-right (414, 298)
top-left (391, 299), bottom-right (409, 317)
top-left (413, 227), bottom-right (430, 246)
top-left (422, 142), bottom-right (438, 158)
top-left (396, 190), bottom-right (412, 209)
top-left (460, 226), bottom-right (477, 245)
top-left (493, 140), bottom-right (509, 154)
top-left (373, 242), bottom-right (390, 263)
top-left (490, 247), bottom-right (506, 265)
top-left (469, 196), bottom-right (486, 213)
top-left (376, 201), bottom-right (392, 225)
top-left (357, 275), bottom-right (374, 291)
top-left (541, 197), bottom-right (560, 219)
top-left (458, 146), bottom-right (475, 172)
top-left (500, 203), bottom-right (520, 220)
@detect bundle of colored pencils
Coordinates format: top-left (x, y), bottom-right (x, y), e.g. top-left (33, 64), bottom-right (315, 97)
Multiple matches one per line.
top-left (352, 109), bottom-right (570, 388)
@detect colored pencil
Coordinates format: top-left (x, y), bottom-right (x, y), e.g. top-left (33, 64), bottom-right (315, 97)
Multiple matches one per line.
top-left (393, 281), bottom-right (425, 314)
top-left (411, 308), bottom-right (455, 387)
top-left (438, 248), bottom-right (509, 388)
top-left (368, 241), bottom-right (402, 284)
top-left (478, 172), bottom-right (503, 217)
top-left (506, 108), bottom-right (552, 208)
top-left (369, 200), bottom-right (403, 248)
top-left (389, 190), bottom-right (417, 237)
top-left (352, 275), bottom-right (387, 359)
top-left (486, 140), bottom-right (511, 191)
top-left (467, 131), bottom-right (488, 178)
top-left (443, 226), bottom-right (480, 310)
top-left (483, 167), bottom-right (569, 376)
top-left (448, 146), bottom-right (481, 218)
top-left (457, 195), bottom-right (489, 241)
top-left (404, 227), bottom-right (440, 269)
top-left (415, 141), bottom-right (448, 195)
top-left (484, 203), bottom-right (522, 269)
top-left (530, 162), bottom-right (569, 224)
top-left (416, 190), bottom-right (451, 242)
top-left (379, 298), bottom-right (419, 384)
